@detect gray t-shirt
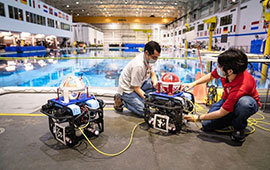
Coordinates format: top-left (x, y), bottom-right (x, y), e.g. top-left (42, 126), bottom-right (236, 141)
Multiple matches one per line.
top-left (118, 52), bottom-right (151, 94)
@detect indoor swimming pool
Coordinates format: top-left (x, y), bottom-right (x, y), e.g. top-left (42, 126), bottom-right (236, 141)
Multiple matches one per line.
top-left (0, 49), bottom-right (269, 88)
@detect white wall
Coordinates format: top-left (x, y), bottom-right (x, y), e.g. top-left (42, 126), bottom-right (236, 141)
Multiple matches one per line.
top-left (0, 0), bottom-right (72, 38)
top-left (94, 23), bottom-right (164, 47)
top-left (72, 23), bottom-right (104, 45)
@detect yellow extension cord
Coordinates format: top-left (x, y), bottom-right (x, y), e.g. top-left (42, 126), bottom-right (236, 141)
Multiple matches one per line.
top-left (74, 101), bottom-right (270, 157)
top-left (75, 121), bottom-right (144, 157)
top-left (189, 100), bottom-right (270, 134)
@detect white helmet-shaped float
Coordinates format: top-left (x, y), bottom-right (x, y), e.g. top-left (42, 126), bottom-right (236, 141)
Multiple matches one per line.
top-left (59, 76), bottom-right (87, 103)
top-left (158, 73), bottom-right (182, 95)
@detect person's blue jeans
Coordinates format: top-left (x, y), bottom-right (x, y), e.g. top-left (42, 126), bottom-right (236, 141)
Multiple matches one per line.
top-left (202, 96), bottom-right (258, 131)
top-left (121, 79), bottom-right (155, 117)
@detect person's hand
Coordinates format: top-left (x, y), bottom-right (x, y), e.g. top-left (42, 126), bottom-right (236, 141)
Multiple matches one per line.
top-left (153, 81), bottom-right (158, 89)
top-left (183, 114), bottom-right (199, 122)
top-left (181, 82), bottom-right (197, 91)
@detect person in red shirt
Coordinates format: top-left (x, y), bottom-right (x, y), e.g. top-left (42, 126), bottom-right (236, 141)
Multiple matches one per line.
top-left (183, 48), bottom-right (261, 142)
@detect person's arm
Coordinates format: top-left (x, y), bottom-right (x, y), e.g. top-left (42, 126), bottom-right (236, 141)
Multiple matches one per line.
top-left (184, 107), bottom-right (229, 122)
top-left (151, 70), bottom-right (158, 89)
top-left (182, 73), bottom-right (214, 91)
top-left (134, 86), bottom-right (145, 98)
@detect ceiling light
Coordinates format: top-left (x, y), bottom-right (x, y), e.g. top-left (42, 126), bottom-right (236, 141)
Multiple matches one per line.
top-left (168, 10), bottom-right (170, 13)
top-left (137, 8), bottom-right (139, 10)
top-left (175, 2), bottom-right (177, 5)
top-left (87, 13), bottom-right (89, 15)
top-left (150, 2), bottom-right (152, 4)
top-left (82, 9), bottom-right (84, 12)
top-left (104, 8), bottom-right (107, 10)
top-left (100, 1), bottom-right (103, 4)
top-left (66, 5), bottom-right (69, 8)
top-left (77, 14), bottom-right (79, 16)
top-left (71, 10), bottom-right (73, 12)
top-left (76, 2), bottom-right (79, 5)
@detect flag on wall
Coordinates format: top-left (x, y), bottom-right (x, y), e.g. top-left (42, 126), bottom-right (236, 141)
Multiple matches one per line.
top-left (263, 20), bottom-right (269, 29)
top-left (54, 12), bottom-right (58, 17)
top-left (43, 5), bottom-right (48, 13)
top-left (28, 0), bottom-right (31, 7)
top-left (66, 15), bottom-right (69, 21)
top-left (49, 8), bottom-right (53, 15)
top-left (58, 12), bottom-right (62, 18)
top-left (20, 0), bottom-right (27, 5)
top-left (62, 14), bottom-right (65, 19)
top-left (32, 0), bottom-right (35, 8)
top-left (223, 27), bottom-right (228, 33)
top-left (251, 21), bottom-right (259, 30)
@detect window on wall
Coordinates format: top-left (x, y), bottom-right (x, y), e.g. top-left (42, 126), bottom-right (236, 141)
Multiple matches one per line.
top-left (178, 30), bottom-right (181, 35)
top-left (61, 22), bottom-right (71, 31)
top-left (18, 9), bottom-right (23, 21)
top-left (0, 2), bottom-right (5, 17)
top-left (198, 24), bottom-right (204, 31)
top-left (220, 14), bottom-right (232, 26)
top-left (47, 18), bottom-right (54, 28)
top-left (55, 21), bottom-right (59, 29)
top-left (8, 5), bottom-right (23, 21)
top-left (8, 6), bottom-right (13, 19)
top-left (183, 28), bottom-right (187, 34)
top-left (25, 11), bottom-right (46, 26)
top-left (190, 26), bottom-right (195, 31)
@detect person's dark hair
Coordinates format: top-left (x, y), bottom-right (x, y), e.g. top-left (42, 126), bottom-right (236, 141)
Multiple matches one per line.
top-left (217, 48), bottom-right (248, 74)
top-left (144, 41), bottom-right (161, 55)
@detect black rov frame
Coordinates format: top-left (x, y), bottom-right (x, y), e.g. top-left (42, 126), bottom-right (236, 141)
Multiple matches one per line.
top-left (41, 95), bottom-right (104, 147)
top-left (144, 91), bottom-right (195, 133)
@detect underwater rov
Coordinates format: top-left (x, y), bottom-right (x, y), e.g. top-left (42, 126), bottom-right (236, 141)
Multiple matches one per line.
top-left (41, 75), bottom-right (104, 147)
top-left (144, 73), bottom-right (195, 133)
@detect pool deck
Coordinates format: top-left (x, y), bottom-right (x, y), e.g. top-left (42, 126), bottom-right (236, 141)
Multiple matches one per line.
top-left (0, 89), bottom-right (270, 170)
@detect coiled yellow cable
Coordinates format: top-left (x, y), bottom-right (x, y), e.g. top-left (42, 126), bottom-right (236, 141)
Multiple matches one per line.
top-left (75, 121), bottom-right (144, 157)
top-left (188, 101), bottom-right (270, 134)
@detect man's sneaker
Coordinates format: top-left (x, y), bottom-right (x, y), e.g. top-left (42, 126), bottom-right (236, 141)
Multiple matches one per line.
top-left (114, 93), bottom-right (123, 112)
top-left (231, 130), bottom-right (246, 143)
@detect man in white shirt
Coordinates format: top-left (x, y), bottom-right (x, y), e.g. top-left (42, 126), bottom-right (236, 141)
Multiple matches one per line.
top-left (114, 41), bottom-right (161, 117)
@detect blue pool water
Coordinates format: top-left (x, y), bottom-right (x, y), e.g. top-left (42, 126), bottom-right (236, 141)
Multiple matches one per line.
top-left (0, 49), bottom-right (269, 88)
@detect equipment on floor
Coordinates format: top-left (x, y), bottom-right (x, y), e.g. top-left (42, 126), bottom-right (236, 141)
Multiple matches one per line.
top-left (206, 85), bottom-right (218, 106)
top-left (41, 75), bottom-right (104, 147)
top-left (144, 73), bottom-right (195, 133)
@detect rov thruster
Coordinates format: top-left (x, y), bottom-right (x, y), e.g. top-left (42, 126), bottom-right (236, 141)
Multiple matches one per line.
top-left (41, 76), bottom-right (104, 147)
top-left (144, 73), bottom-right (195, 133)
